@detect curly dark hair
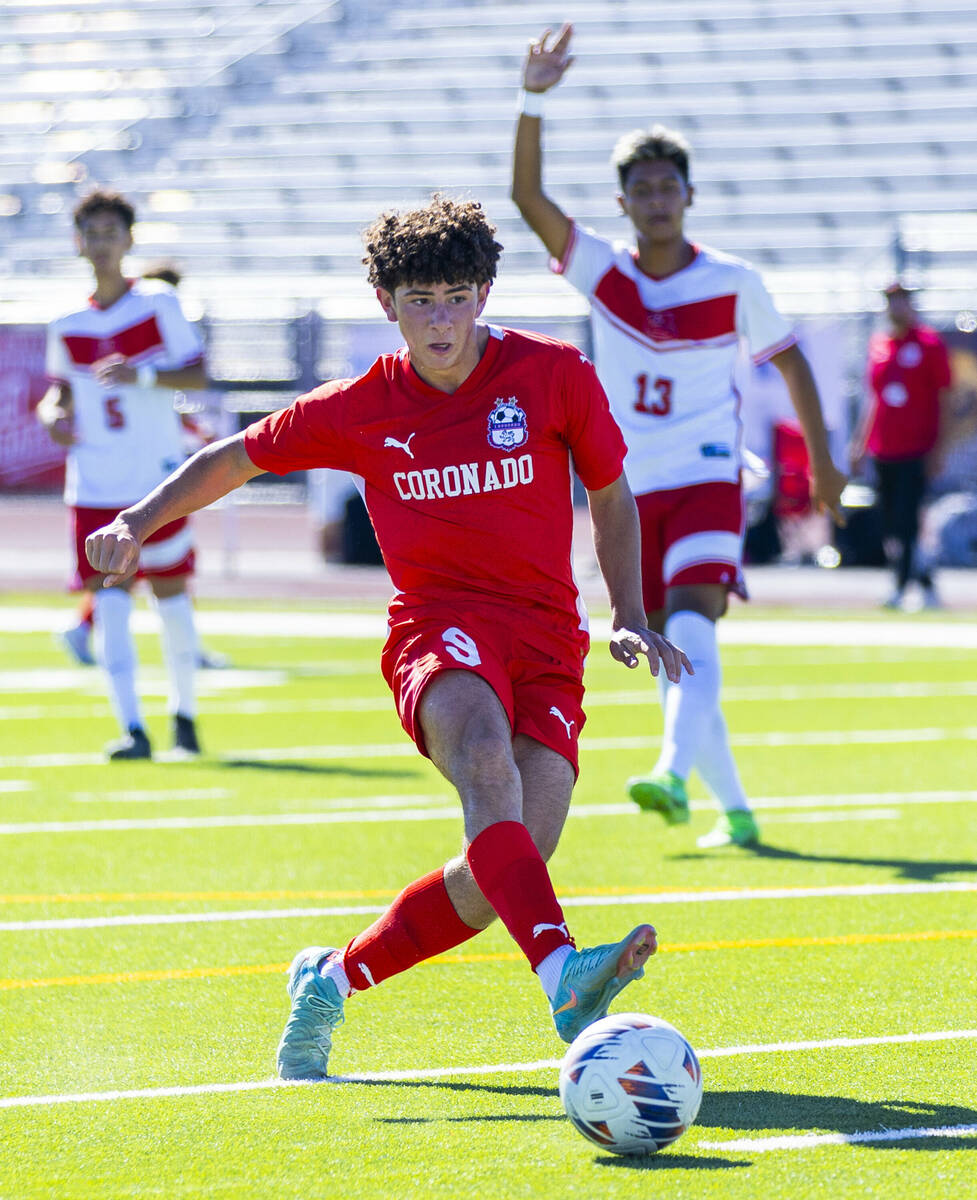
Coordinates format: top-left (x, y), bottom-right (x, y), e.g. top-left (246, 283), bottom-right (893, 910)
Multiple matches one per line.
top-left (612, 125), bottom-right (693, 190)
top-left (362, 195), bottom-right (503, 292)
top-left (73, 189), bottom-right (136, 231)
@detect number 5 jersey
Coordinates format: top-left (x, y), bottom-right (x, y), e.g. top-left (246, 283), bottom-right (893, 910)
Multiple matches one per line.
top-left (552, 222), bottom-right (796, 495)
top-left (45, 279), bottom-right (205, 507)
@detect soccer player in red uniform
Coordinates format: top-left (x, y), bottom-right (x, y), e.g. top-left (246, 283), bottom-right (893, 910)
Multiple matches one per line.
top-left (38, 190), bottom-right (208, 759)
top-left (851, 282), bottom-right (952, 609)
top-left (86, 196), bottom-right (691, 1079)
top-left (512, 26), bottom-right (847, 848)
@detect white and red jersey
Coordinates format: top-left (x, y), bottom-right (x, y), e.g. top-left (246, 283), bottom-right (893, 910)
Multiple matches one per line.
top-left (553, 223), bottom-right (796, 494)
top-left (244, 325), bottom-right (627, 642)
top-left (46, 279), bottom-right (205, 507)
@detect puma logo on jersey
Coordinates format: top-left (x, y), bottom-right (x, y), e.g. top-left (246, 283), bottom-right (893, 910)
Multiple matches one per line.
top-left (384, 432), bottom-right (416, 459)
top-left (533, 921), bottom-right (570, 939)
top-left (549, 706), bottom-right (575, 737)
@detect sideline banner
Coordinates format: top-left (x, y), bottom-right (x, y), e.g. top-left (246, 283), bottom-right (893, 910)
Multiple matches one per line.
top-left (0, 325), bottom-right (64, 490)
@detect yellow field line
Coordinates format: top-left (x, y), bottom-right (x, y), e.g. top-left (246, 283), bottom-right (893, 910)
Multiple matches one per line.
top-left (0, 963), bottom-right (285, 990)
top-left (3, 929), bottom-right (973, 991)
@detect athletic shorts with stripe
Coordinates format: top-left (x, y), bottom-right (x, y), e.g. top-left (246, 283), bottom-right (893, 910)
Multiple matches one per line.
top-left (381, 605), bottom-right (588, 776)
top-left (71, 505), bottom-right (195, 590)
top-left (636, 480), bottom-right (747, 613)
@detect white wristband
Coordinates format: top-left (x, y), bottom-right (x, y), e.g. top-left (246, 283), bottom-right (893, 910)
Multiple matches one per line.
top-left (519, 89), bottom-right (546, 118)
top-left (136, 363), bottom-right (158, 388)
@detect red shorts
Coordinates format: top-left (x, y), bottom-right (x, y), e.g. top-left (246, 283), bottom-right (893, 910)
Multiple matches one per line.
top-left (636, 481), bottom-right (746, 613)
top-left (381, 605), bottom-right (587, 775)
top-left (71, 506), bottom-right (195, 590)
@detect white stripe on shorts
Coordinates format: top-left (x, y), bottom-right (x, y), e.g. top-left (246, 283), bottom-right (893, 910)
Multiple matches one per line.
top-left (139, 526), bottom-right (194, 573)
top-left (663, 530), bottom-right (741, 583)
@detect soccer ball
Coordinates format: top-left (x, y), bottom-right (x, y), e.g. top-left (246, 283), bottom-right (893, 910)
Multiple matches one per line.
top-left (558, 1012), bottom-right (703, 1156)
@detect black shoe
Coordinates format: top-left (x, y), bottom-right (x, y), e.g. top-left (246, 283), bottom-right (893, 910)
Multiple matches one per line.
top-left (197, 648), bottom-right (230, 670)
top-left (106, 726), bottom-right (152, 761)
top-left (173, 713), bottom-right (201, 756)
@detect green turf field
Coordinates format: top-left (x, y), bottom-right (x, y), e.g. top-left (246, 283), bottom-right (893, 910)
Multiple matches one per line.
top-left (1, 595), bottom-right (975, 1199)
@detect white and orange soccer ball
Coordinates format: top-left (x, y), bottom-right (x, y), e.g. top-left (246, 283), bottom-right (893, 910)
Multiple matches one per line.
top-left (559, 1013), bottom-right (703, 1156)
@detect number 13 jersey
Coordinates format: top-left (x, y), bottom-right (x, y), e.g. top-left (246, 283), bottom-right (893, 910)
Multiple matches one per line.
top-left (553, 223), bottom-right (795, 494)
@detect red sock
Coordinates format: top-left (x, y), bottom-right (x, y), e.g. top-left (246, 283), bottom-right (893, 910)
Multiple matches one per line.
top-left (466, 820), bottom-right (573, 970)
top-left (342, 868), bottom-right (479, 992)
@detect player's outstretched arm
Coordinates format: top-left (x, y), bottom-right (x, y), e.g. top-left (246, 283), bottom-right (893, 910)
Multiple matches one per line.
top-left (587, 474), bottom-right (693, 684)
top-left (511, 24), bottom-right (574, 261)
top-left (770, 343), bottom-right (848, 525)
top-left (86, 432), bottom-right (262, 586)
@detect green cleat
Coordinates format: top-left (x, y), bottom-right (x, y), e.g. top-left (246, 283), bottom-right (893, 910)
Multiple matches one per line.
top-left (276, 946), bottom-right (345, 1080)
top-left (697, 809), bottom-right (761, 849)
top-left (550, 924), bottom-right (657, 1043)
top-left (627, 770), bottom-right (690, 825)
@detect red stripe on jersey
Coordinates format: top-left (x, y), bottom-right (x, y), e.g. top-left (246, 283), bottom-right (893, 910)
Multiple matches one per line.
top-left (593, 267), bottom-right (737, 346)
top-left (63, 315), bottom-right (164, 366)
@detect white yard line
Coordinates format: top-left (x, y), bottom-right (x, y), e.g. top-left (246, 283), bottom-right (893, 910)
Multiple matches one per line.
top-left (69, 788), bottom-right (234, 804)
top-left (3, 724), bottom-right (977, 770)
top-left (761, 809), bottom-right (898, 824)
top-left (3, 880), bottom-right (973, 932)
top-left (3, 678), bottom-right (977, 722)
top-left (1, 1029), bottom-right (975, 1110)
top-left (12, 789), bottom-right (977, 813)
top-left (2, 789), bottom-right (977, 836)
top-left (3, 607), bottom-right (977, 647)
top-left (700, 1124), bottom-right (977, 1152)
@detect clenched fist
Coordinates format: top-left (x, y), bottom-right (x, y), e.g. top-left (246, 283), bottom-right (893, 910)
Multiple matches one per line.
top-left (86, 518), bottom-right (141, 586)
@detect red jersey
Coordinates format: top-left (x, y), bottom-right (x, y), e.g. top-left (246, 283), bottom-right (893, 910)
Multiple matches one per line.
top-left (244, 325), bottom-right (627, 639)
top-left (865, 323), bottom-right (951, 460)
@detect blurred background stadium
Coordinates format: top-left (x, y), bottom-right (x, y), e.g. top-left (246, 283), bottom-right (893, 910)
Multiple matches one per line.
top-left (1, 0), bottom-right (975, 585)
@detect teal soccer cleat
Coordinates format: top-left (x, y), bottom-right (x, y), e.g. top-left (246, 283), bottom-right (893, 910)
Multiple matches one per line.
top-left (627, 769), bottom-right (691, 825)
top-left (276, 946), bottom-right (345, 1080)
top-left (550, 924), bottom-right (657, 1043)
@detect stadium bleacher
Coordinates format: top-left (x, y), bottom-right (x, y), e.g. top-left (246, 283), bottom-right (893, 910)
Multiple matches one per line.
top-left (1, 0), bottom-right (975, 326)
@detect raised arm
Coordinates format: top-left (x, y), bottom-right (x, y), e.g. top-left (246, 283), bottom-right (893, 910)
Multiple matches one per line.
top-left (85, 431), bottom-right (262, 586)
top-left (511, 24), bottom-right (575, 261)
top-left (769, 343), bottom-right (849, 525)
top-left (587, 473), bottom-right (692, 683)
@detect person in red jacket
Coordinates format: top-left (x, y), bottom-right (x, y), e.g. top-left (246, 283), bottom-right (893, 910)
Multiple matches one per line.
top-left (851, 282), bottom-right (952, 609)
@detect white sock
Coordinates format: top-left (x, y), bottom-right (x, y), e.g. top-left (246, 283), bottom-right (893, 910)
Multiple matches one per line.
top-left (317, 953), bottom-right (352, 998)
top-left (695, 706), bottom-right (750, 813)
top-left (154, 592), bottom-right (197, 718)
top-left (535, 944), bottom-right (574, 1001)
top-left (655, 610), bottom-right (721, 781)
top-left (93, 588), bottom-right (142, 732)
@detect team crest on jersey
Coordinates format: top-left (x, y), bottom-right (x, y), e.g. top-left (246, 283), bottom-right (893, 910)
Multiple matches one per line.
top-left (487, 398), bottom-right (528, 451)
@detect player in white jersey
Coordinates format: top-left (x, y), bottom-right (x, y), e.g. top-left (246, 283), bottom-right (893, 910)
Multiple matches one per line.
top-left (38, 190), bottom-right (209, 760)
top-left (513, 25), bottom-right (847, 847)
